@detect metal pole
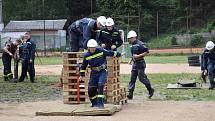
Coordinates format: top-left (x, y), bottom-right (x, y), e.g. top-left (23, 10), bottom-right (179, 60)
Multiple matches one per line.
top-left (157, 11), bottom-right (159, 39)
top-left (0, 0), bottom-right (2, 23)
top-left (43, 0), bottom-right (46, 56)
top-left (90, 0), bottom-right (92, 14)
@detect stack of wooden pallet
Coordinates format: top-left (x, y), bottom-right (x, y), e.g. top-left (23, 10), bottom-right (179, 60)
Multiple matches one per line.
top-left (62, 52), bottom-right (127, 105)
top-left (62, 52), bottom-right (89, 104)
top-left (105, 57), bottom-right (127, 104)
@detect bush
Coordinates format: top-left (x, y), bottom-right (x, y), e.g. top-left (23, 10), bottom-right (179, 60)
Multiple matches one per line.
top-left (171, 36), bottom-right (177, 45)
top-left (146, 35), bottom-right (172, 49)
top-left (190, 34), bottom-right (204, 47)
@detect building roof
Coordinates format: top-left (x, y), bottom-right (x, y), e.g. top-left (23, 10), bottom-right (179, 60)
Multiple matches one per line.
top-left (4, 19), bottom-right (67, 32)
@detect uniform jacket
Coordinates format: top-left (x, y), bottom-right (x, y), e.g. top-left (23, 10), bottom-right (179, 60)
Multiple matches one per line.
top-left (80, 48), bottom-right (121, 76)
top-left (97, 27), bottom-right (123, 50)
top-left (201, 48), bottom-right (215, 70)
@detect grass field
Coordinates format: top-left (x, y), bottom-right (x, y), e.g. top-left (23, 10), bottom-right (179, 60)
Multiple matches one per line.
top-left (0, 73), bottom-right (214, 103)
top-left (0, 75), bottom-right (62, 103)
top-left (121, 74), bottom-right (215, 101)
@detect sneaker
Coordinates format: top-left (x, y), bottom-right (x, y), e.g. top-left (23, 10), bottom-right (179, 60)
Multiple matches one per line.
top-left (148, 88), bottom-right (154, 99)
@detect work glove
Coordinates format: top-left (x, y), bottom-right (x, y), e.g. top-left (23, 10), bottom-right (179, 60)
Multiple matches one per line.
top-left (111, 45), bottom-right (116, 50)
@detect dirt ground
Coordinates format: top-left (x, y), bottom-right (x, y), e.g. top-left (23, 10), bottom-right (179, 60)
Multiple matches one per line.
top-left (32, 64), bottom-right (200, 75)
top-left (0, 99), bottom-right (214, 121)
top-left (0, 63), bottom-right (205, 121)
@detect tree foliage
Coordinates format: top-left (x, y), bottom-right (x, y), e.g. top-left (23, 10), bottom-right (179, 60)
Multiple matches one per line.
top-left (2, 0), bottom-right (215, 39)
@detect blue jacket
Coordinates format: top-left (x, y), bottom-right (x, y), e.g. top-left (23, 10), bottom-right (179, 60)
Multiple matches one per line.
top-left (70, 18), bottom-right (99, 49)
top-left (80, 48), bottom-right (121, 76)
top-left (19, 39), bottom-right (36, 60)
top-left (131, 40), bottom-right (149, 62)
top-left (201, 48), bottom-right (215, 70)
top-left (97, 27), bottom-right (123, 50)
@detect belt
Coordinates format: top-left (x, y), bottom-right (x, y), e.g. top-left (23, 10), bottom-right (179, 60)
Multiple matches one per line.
top-left (91, 64), bottom-right (106, 72)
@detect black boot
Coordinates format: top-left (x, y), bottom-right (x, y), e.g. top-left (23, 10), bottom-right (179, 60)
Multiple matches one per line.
top-left (127, 91), bottom-right (133, 100)
top-left (209, 81), bottom-right (215, 90)
top-left (4, 76), bottom-right (9, 81)
top-left (148, 88), bottom-right (154, 99)
top-left (90, 98), bottom-right (98, 107)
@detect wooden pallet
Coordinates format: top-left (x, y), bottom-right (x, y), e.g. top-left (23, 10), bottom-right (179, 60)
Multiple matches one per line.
top-left (107, 57), bottom-right (119, 65)
top-left (63, 83), bottom-right (85, 91)
top-left (108, 71), bottom-right (120, 78)
top-left (106, 95), bottom-right (121, 103)
top-left (63, 66), bottom-right (78, 71)
top-left (118, 98), bottom-right (128, 105)
top-left (105, 89), bottom-right (120, 96)
top-left (63, 59), bottom-right (83, 65)
top-left (63, 52), bottom-right (84, 59)
top-left (106, 77), bottom-right (120, 84)
top-left (105, 82), bottom-right (120, 91)
top-left (107, 65), bottom-right (120, 72)
top-left (64, 97), bottom-right (89, 104)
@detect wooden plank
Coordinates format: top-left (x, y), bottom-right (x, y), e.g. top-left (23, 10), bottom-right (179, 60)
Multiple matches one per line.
top-left (36, 105), bottom-right (77, 116)
top-left (73, 104), bottom-right (117, 116)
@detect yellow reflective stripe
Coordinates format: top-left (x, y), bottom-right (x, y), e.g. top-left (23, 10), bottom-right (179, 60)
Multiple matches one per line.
top-left (102, 31), bottom-right (110, 34)
top-left (114, 51), bottom-right (117, 57)
top-left (86, 52), bottom-right (104, 60)
top-left (80, 70), bottom-right (86, 73)
top-left (97, 95), bottom-right (105, 98)
top-left (90, 95), bottom-right (97, 100)
top-left (113, 32), bottom-right (118, 35)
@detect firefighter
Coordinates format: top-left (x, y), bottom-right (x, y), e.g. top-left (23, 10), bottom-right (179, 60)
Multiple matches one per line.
top-left (127, 30), bottom-right (154, 99)
top-left (97, 17), bottom-right (123, 51)
top-left (19, 32), bottom-right (36, 83)
top-left (68, 16), bottom-right (106, 52)
top-left (80, 39), bottom-right (122, 108)
top-left (201, 41), bottom-right (215, 89)
top-left (2, 38), bottom-right (22, 81)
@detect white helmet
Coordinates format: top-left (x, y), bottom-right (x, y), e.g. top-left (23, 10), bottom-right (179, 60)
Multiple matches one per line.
top-left (206, 41), bottom-right (215, 50)
top-left (97, 16), bottom-right (106, 27)
top-left (127, 30), bottom-right (137, 39)
top-left (106, 17), bottom-right (114, 26)
top-left (87, 39), bottom-right (98, 48)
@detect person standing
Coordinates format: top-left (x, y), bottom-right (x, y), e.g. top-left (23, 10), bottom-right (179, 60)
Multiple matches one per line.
top-left (97, 17), bottom-right (123, 51)
top-left (201, 41), bottom-right (215, 89)
top-left (2, 38), bottom-right (22, 81)
top-left (127, 30), bottom-right (154, 99)
top-left (19, 32), bottom-right (36, 83)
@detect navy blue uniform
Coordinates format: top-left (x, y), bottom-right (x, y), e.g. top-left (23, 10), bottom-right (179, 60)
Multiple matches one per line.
top-left (19, 39), bottom-right (36, 82)
top-left (128, 40), bottom-right (154, 99)
top-left (2, 40), bottom-right (17, 81)
top-left (68, 18), bottom-right (99, 51)
top-left (80, 48), bottom-right (121, 108)
top-left (97, 27), bottom-right (123, 50)
top-left (201, 48), bottom-right (215, 87)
